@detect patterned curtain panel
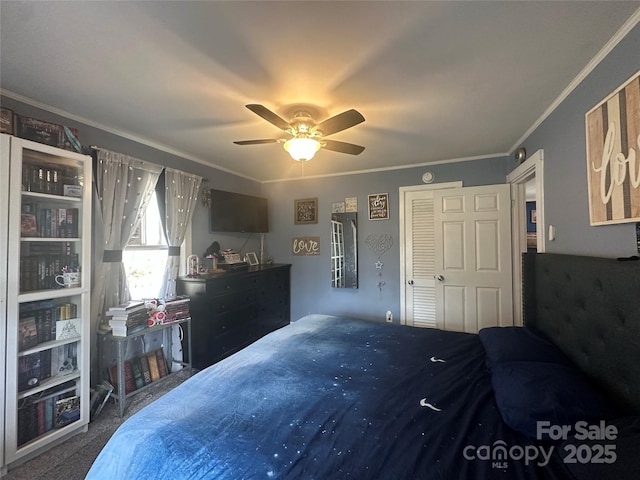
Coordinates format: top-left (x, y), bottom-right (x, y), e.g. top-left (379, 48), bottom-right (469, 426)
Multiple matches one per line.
top-left (155, 168), bottom-right (202, 371)
top-left (90, 149), bottom-right (163, 332)
top-left (156, 168), bottom-right (202, 298)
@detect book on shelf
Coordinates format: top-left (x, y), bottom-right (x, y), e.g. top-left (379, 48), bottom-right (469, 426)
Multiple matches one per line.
top-left (108, 304), bottom-right (150, 336)
top-left (124, 361), bottom-right (135, 394)
top-left (21, 213), bottom-right (38, 236)
top-left (55, 395), bottom-right (80, 428)
top-left (162, 295), bottom-right (191, 323)
top-left (131, 357), bottom-right (145, 390)
top-left (18, 315), bottom-right (38, 351)
top-left (147, 351), bottom-right (160, 382)
top-left (163, 295), bottom-right (190, 305)
top-left (17, 401), bottom-right (38, 446)
top-left (108, 307), bottom-right (149, 325)
top-left (34, 307), bottom-right (53, 344)
top-left (108, 361), bottom-right (137, 394)
top-left (109, 323), bottom-right (148, 337)
top-left (107, 300), bottom-right (146, 314)
top-left (18, 350), bottom-right (52, 392)
top-left (155, 348), bottom-right (169, 377)
top-left (139, 354), bottom-right (152, 385)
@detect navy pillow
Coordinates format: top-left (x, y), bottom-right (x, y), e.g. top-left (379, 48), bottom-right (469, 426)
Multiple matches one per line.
top-left (479, 326), bottom-right (572, 370)
top-left (491, 361), bottom-right (612, 439)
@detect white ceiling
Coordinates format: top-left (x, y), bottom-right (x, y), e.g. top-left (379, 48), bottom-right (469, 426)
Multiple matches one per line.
top-left (1, 1), bottom-right (638, 182)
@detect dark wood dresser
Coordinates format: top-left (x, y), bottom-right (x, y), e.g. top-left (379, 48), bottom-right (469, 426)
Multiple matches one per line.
top-left (176, 263), bottom-right (291, 370)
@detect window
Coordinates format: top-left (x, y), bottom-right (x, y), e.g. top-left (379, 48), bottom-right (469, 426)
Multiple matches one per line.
top-left (123, 192), bottom-right (167, 299)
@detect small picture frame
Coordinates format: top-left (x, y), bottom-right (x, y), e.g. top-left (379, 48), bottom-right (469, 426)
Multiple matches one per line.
top-left (294, 197), bottom-right (318, 224)
top-left (531, 210), bottom-right (537, 224)
top-left (245, 252), bottom-right (259, 266)
top-left (368, 193), bottom-right (389, 220)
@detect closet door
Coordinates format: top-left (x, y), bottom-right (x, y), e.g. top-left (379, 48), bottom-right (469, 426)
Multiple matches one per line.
top-left (403, 190), bottom-right (438, 328)
top-left (402, 184), bottom-right (513, 332)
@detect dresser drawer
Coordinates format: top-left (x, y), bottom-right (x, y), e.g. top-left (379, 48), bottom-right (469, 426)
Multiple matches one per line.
top-left (211, 289), bottom-right (256, 315)
top-left (208, 273), bottom-right (258, 293)
top-left (210, 305), bottom-right (257, 336)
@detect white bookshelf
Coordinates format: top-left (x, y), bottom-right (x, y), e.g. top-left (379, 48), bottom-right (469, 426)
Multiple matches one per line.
top-left (1, 135), bottom-right (92, 469)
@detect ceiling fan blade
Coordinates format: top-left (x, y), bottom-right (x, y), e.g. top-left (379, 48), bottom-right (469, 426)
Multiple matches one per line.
top-left (233, 139), bottom-right (279, 145)
top-left (245, 104), bottom-right (290, 131)
top-left (323, 140), bottom-right (365, 155)
top-left (316, 109), bottom-right (365, 136)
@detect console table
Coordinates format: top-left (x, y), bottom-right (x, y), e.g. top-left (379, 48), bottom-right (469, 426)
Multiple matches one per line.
top-left (97, 317), bottom-right (192, 417)
top-left (176, 264), bottom-right (291, 370)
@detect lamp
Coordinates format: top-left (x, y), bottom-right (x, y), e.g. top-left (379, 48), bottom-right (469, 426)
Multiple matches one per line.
top-left (283, 137), bottom-right (321, 162)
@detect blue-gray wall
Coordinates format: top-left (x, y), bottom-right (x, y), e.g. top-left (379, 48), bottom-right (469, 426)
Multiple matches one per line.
top-left (510, 23), bottom-right (640, 257)
top-left (260, 157), bottom-right (509, 323)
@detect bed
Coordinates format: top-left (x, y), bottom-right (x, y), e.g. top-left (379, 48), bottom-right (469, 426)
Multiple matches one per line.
top-left (86, 253), bottom-right (640, 479)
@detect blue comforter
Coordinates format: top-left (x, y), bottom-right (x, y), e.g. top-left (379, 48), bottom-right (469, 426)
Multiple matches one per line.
top-left (86, 314), bottom-right (565, 479)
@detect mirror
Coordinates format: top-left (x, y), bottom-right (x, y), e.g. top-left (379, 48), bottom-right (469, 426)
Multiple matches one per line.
top-left (330, 212), bottom-right (358, 288)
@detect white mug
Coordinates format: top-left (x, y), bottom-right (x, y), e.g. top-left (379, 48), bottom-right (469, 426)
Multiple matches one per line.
top-left (55, 271), bottom-right (81, 288)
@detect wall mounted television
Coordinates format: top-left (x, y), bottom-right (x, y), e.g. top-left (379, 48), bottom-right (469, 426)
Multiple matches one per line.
top-left (209, 189), bottom-right (269, 233)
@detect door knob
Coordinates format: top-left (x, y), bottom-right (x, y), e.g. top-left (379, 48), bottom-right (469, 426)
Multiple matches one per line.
top-left (408, 280), bottom-right (414, 285)
top-left (435, 275), bottom-right (445, 281)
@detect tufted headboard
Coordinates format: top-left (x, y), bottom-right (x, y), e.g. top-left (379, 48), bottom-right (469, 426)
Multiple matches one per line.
top-left (522, 253), bottom-right (640, 414)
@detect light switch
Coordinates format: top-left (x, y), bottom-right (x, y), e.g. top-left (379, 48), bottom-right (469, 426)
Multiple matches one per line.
top-left (548, 224), bottom-right (556, 241)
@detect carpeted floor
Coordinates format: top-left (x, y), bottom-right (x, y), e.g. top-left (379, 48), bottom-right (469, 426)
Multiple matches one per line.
top-left (4, 369), bottom-right (191, 480)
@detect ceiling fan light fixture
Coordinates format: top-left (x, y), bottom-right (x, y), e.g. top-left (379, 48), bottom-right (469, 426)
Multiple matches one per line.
top-left (283, 137), bottom-right (321, 162)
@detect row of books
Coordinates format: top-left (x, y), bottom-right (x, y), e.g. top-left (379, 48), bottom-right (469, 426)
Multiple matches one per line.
top-left (20, 240), bottom-right (75, 257)
top-left (108, 348), bottom-right (169, 394)
top-left (18, 343), bottom-right (78, 392)
top-left (21, 207), bottom-right (79, 238)
top-left (18, 300), bottom-right (78, 351)
top-left (107, 301), bottom-right (148, 337)
top-left (21, 162), bottom-right (81, 196)
top-left (17, 381), bottom-right (80, 447)
top-left (106, 296), bottom-right (191, 336)
top-left (162, 295), bottom-right (191, 323)
top-left (19, 254), bottom-right (80, 292)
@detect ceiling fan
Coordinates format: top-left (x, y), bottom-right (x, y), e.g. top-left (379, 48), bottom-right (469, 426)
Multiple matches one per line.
top-left (234, 104), bottom-right (365, 162)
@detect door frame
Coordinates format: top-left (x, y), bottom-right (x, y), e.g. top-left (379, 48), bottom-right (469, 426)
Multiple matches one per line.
top-left (506, 149), bottom-right (545, 326)
top-left (399, 181), bottom-right (462, 325)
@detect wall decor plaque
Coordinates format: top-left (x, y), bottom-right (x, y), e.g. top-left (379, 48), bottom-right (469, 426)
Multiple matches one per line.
top-left (294, 198), bottom-right (318, 224)
top-left (292, 236), bottom-right (320, 255)
top-left (585, 70), bottom-right (640, 226)
top-left (368, 193), bottom-right (389, 220)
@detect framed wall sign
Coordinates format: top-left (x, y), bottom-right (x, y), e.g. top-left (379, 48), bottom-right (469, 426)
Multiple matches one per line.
top-left (368, 193), bottom-right (389, 220)
top-left (292, 236), bottom-right (320, 255)
top-left (294, 198), bottom-right (318, 224)
top-left (345, 196), bottom-right (358, 212)
top-left (585, 70), bottom-right (640, 226)
top-left (332, 201), bottom-right (345, 213)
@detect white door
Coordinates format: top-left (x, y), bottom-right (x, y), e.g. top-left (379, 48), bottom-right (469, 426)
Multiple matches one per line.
top-left (402, 184), bottom-right (513, 332)
top-left (403, 190), bottom-right (438, 328)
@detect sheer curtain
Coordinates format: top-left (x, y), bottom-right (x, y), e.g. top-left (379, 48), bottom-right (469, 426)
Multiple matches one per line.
top-left (156, 168), bottom-right (202, 298)
top-left (91, 149), bottom-right (163, 332)
top-left (155, 168), bottom-right (202, 371)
